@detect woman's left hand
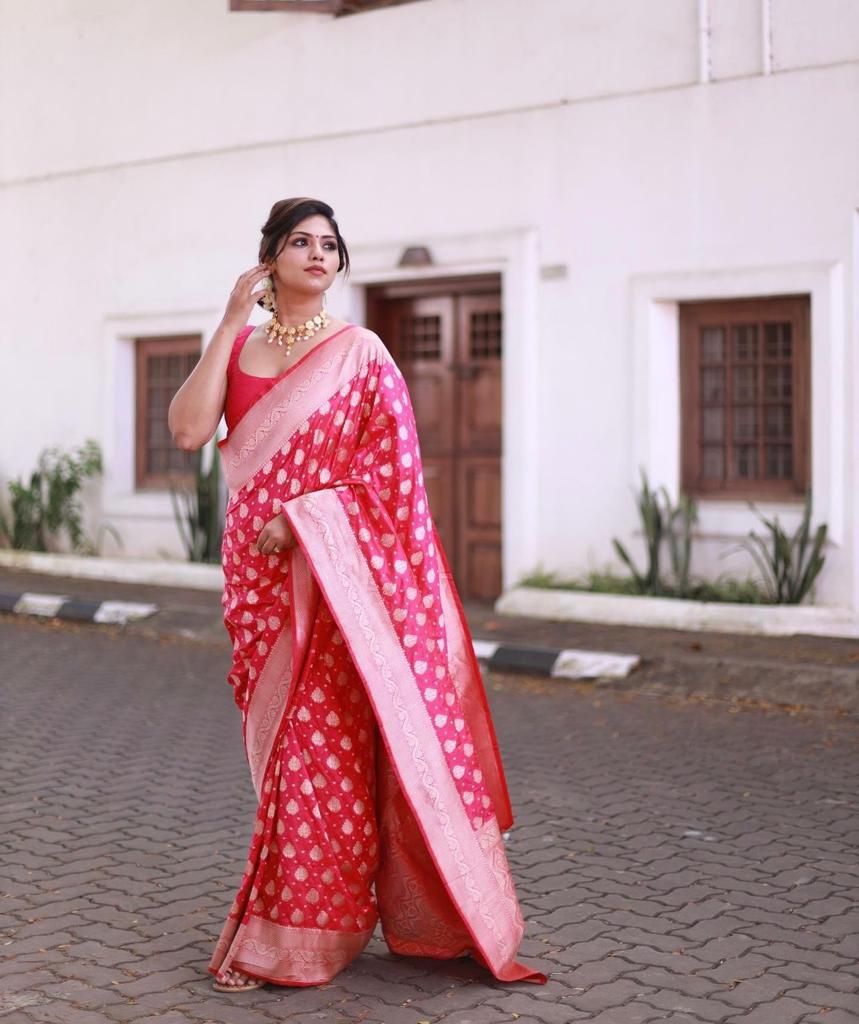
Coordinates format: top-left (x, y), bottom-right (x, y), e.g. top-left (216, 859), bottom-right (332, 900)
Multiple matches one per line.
top-left (253, 513), bottom-right (296, 556)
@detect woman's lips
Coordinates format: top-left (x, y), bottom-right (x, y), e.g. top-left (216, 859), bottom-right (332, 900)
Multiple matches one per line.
top-left (305, 267), bottom-right (326, 275)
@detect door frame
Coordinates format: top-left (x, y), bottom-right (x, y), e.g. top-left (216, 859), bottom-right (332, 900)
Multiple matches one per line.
top-left (329, 227), bottom-right (540, 597)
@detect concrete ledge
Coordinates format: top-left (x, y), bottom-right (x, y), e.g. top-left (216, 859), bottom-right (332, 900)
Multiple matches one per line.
top-left (0, 550), bottom-right (223, 592)
top-left (496, 586), bottom-right (859, 640)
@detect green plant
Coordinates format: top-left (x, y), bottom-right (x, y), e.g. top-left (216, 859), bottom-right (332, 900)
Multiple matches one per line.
top-left (517, 566), bottom-right (770, 604)
top-left (0, 439), bottom-right (103, 552)
top-left (85, 521), bottom-right (124, 557)
top-left (611, 468), bottom-right (666, 594)
top-left (727, 489), bottom-right (826, 604)
top-left (660, 486), bottom-right (698, 598)
top-left (169, 443), bottom-right (224, 563)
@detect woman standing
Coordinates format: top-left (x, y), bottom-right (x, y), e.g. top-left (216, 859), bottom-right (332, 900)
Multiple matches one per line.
top-left (168, 197), bottom-right (548, 993)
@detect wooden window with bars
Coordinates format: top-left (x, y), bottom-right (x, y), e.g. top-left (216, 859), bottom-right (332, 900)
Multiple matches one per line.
top-left (135, 335), bottom-right (201, 489)
top-left (400, 314), bottom-right (443, 360)
top-left (679, 295), bottom-right (810, 500)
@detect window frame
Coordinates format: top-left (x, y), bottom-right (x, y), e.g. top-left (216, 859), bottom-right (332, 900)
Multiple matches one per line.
top-left (229, 0), bottom-right (419, 14)
top-left (230, 1), bottom-right (339, 11)
top-left (135, 334), bottom-right (202, 491)
top-left (679, 294), bottom-right (810, 501)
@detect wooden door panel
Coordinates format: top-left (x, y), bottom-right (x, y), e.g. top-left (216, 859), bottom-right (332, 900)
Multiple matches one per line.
top-left (422, 454), bottom-right (455, 564)
top-left (457, 294), bottom-right (502, 453)
top-left (405, 373), bottom-right (453, 446)
top-left (457, 456), bottom-right (502, 600)
top-left (464, 371), bottom-right (502, 443)
top-left (385, 297), bottom-right (455, 456)
top-left (462, 458), bottom-right (501, 530)
top-left (465, 543), bottom-right (502, 603)
top-left (367, 281), bottom-right (502, 602)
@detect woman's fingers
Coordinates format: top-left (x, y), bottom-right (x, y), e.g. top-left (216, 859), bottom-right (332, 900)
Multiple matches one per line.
top-left (254, 530), bottom-right (282, 555)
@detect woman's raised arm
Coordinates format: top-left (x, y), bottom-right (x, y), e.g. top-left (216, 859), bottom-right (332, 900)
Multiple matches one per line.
top-left (168, 264), bottom-right (270, 451)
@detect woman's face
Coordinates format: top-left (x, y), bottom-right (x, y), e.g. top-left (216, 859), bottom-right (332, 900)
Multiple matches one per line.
top-left (268, 213), bottom-right (339, 301)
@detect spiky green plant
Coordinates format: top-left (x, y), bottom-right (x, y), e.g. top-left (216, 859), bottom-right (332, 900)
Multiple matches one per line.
top-left (660, 486), bottom-right (698, 598)
top-left (612, 468), bottom-right (666, 594)
top-left (169, 443), bottom-right (224, 563)
top-left (733, 489), bottom-right (826, 604)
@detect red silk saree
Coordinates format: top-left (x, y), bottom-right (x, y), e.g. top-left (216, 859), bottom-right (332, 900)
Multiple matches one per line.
top-left (208, 322), bottom-right (548, 987)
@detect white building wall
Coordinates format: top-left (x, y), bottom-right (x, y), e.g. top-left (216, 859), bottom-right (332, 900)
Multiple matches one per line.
top-left (1, 0), bottom-right (856, 609)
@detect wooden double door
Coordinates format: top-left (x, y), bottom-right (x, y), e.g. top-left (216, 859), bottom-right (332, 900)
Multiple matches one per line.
top-left (366, 276), bottom-right (503, 602)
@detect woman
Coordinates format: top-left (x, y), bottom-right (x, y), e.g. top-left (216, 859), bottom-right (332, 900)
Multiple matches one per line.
top-left (168, 197), bottom-right (548, 993)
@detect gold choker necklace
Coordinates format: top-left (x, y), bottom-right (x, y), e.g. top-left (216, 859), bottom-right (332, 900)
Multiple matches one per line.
top-left (265, 309), bottom-right (331, 358)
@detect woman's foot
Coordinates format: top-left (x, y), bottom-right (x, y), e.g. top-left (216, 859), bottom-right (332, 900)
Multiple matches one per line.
top-left (212, 966), bottom-right (266, 992)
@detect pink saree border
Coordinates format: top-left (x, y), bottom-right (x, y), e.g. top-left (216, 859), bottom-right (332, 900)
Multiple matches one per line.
top-left (219, 324), bottom-right (371, 495)
top-left (244, 625), bottom-right (293, 800)
top-left (244, 544), bottom-right (322, 797)
top-left (435, 526), bottom-right (513, 831)
top-left (284, 489), bottom-right (534, 980)
top-left (209, 913), bottom-right (376, 986)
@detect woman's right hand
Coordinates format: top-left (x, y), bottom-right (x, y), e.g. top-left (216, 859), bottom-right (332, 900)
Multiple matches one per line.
top-left (222, 264), bottom-right (272, 332)
top-left (169, 263), bottom-right (272, 451)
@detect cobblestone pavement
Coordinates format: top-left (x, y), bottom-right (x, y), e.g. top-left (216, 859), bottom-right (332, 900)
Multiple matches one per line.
top-left (1, 616), bottom-right (858, 1024)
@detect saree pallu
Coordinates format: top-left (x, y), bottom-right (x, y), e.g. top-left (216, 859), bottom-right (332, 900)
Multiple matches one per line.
top-left (208, 323), bottom-right (548, 987)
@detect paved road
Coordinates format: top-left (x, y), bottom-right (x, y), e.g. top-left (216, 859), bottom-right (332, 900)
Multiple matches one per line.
top-left (1, 616), bottom-right (857, 1024)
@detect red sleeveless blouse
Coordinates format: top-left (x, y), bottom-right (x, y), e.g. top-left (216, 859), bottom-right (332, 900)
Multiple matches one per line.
top-left (223, 326), bottom-right (266, 434)
top-left (223, 323), bottom-right (355, 436)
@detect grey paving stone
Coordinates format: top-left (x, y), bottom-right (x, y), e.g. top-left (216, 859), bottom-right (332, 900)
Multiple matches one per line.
top-left (626, 965), bottom-right (720, 998)
top-left (20, 1006), bottom-right (115, 1024)
top-left (111, 966), bottom-right (202, 998)
top-left (610, 945), bottom-right (706, 974)
top-left (436, 1004), bottom-right (539, 1024)
top-left (683, 934), bottom-right (766, 965)
top-left (717, 971), bottom-right (798, 1006)
top-left (801, 1012), bottom-right (859, 1024)
top-left (484, 990), bottom-right (590, 1023)
top-left (2, 617), bottom-right (859, 1024)
top-left (753, 942), bottom-right (849, 970)
top-left (551, 978), bottom-right (655, 1015)
top-left (698, 952), bottom-right (782, 984)
top-left (550, 956), bottom-right (636, 988)
top-left (723, 995), bottom-right (821, 1024)
top-left (775, 982), bottom-right (859, 1013)
top-left (335, 998), bottom-right (456, 1024)
top-left (639, 989), bottom-right (738, 1021)
top-left (585, 1007), bottom-right (662, 1024)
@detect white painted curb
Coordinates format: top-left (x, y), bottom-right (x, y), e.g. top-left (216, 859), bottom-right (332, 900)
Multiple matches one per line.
top-left (495, 586), bottom-right (859, 639)
top-left (0, 550), bottom-right (223, 592)
top-left (551, 649), bottom-right (641, 680)
top-left (14, 593), bottom-right (66, 617)
top-left (472, 639), bottom-right (500, 661)
top-left (93, 601), bottom-right (159, 624)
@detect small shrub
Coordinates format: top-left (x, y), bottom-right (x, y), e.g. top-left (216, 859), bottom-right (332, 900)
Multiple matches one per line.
top-left (0, 439), bottom-right (103, 553)
top-left (725, 489), bottom-right (826, 604)
top-left (519, 567), bottom-right (769, 604)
